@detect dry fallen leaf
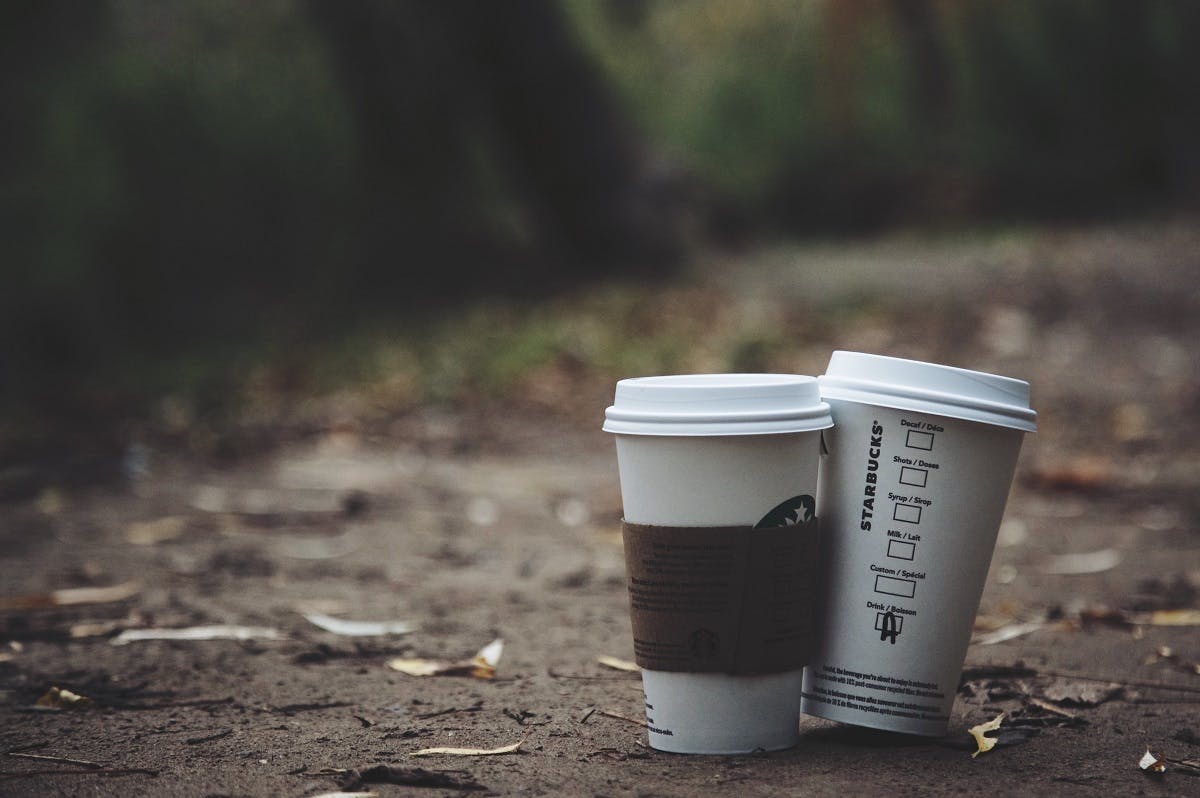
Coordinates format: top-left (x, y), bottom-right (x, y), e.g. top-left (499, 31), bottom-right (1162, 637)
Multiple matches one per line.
top-left (0, 581), bottom-right (141, 611)
top-left (1083, 607), bottom-right (1200, 628)
top-left (1164, 756), bottom-right (1200, 776)
top-left (35, 686), bottom-right (94, 710)
top-left (412, 737), bottom-right (526, 757)
top-left (1111, 402), bottom-right (1151, 442)
top-left (387, 638), bottom-right (503, 679)
top-left (973, 611), bottom-right (1018, 632)
top-left (972, 621), bottom-right (1046, 646)
top-left (969, 713), bottom-right (1004, 758)
top-left (597, 708), bottom-right (648, 727)
top-left (1027, 455), bottom-right (1113, 491)
top-left (1026, 697), bottom-right (1078, 719)
top-left (597, 655), bottom-right (640, 672)
top-left (1037, 678), bottom-right (1124, 707)
top-left (69, 620), bottom-right (122, 639)
top-left (0, 642), bottom-right (21, 663)
top-left (387, 659), bottom-right (448, 677)
top-left (303, 613), bottom-right (416, 637)
top-left (1043, 548), bottom-right (1122, 575)
top-left (1140, 748), bottom-right (1167, 774)
top-left (475, 638), bottom-right (503, 670)
top-left (111, 625), bottom-right (285, 645)
top-left (1146, 645), bottom-right (1200, 675)
top-left (594, 527), bottom-right (624, 548)
top-left (125, 516), bottom-right (188, 545)
top-left (1147, 609), bottom-right (1200, 626)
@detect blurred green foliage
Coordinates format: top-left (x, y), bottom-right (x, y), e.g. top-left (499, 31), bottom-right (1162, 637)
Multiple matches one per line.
top-left (4, 1), bottom-right (355, 380)
top-left (3, 0), bottom-right (1198, 436)
top-left (568, 0), bottom-right (1200, 230)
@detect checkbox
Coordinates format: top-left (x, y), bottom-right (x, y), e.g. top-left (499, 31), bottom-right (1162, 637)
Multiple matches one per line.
top-left (893, 503), bottom-right (922, 524)
top-left (874, 575), bottom-right (916, 598)
top-left (899, 466), bottom-right (928, 487)
top-left (887, 540), bottom-right (916, 560)
top-left (906, 430), bottom-right (934, 451)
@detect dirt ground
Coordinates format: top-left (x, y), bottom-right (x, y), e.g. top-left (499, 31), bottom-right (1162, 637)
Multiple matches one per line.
top-left (3, 218), bottom-right (1200, 796)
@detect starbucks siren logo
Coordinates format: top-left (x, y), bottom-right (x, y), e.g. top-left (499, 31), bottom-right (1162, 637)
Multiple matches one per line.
top-left (754, 495), bottom-right (816, 529)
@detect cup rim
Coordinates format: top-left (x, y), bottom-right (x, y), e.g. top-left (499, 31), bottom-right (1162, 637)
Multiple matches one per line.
top-left (820, 351), bottom-right (1037, 432)
top-left (603, 373), bottom-right (834, 436)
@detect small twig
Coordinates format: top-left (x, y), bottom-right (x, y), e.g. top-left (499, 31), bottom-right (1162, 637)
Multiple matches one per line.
top-left (1129, 697), bottom-right (1200, 705)
top-left (5, 752), bottom-right (103, 769)
top-left (1026, 697), bottom-right (1078, 718)
top-left (966, 664), bottom-right (1200, 696)
top-left (578, 707), bottom-right (597, 724)
top-left (597, 709), bottom-right (647, 728)
top-left (272, 701), bottom-right (355, 714)
top-left (1039, 669), bottom-right (1200, 696)
top-left (1163, 757), bottom-right (1200, 777)
top-left (115, 696), bottom-right (235, 711)
top-left (547, 667), bottom-right (638, 681)
top-left (302, 767), bottom-right (351, 778)
top-left (0, 767), bottom-right (158, 779)
top-left (585, 747), bottom-right (652, 761)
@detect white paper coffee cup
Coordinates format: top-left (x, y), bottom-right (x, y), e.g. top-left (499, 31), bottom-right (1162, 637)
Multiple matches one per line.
top-left (800, 352), bottom-right (1036, 736)
top-left (604, 374), bottom-right (832, 754)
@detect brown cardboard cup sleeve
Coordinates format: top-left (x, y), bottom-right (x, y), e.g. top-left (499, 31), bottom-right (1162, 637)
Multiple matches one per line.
top-left (621, 520), bottom-right (817, 675)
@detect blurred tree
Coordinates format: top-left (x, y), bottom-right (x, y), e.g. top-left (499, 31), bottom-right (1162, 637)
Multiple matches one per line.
top-left (1, 1), bottom-right (685, 424)
top-left (0, 1), bottom-right (109, 389)
top-left (1163, 0), bottom-right (1200, 202)
top-left (571, 0), bottom-right (1200, 232)
top-left (309, 0), bottom-right (684, 301)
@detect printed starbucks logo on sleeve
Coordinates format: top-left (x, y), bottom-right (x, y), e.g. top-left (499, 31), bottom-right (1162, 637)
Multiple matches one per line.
top-left (755, 494), bottom-right (815, 529)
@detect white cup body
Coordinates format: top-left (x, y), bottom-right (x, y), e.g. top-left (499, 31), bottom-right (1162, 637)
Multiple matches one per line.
top-left (801, 360), bottom-right (1031, 736)
top-left (616, 431), bottom-right (822, 753)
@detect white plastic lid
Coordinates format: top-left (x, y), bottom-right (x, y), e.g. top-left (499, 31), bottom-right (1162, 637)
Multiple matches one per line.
top-left (819, 351), bottom-right (1037, 432)
top-left (603, 374), bottom-right (833, 437)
